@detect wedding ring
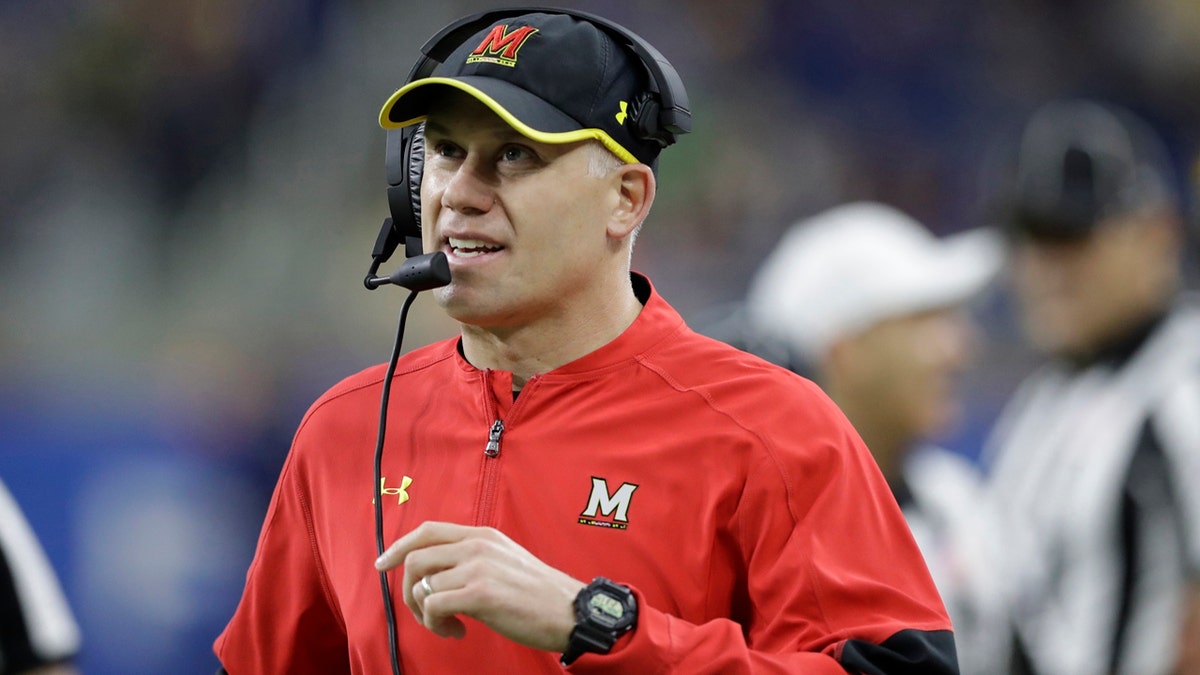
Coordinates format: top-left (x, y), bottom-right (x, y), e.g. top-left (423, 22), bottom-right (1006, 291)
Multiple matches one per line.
top-left (420, 575), bottom-right (435, 597)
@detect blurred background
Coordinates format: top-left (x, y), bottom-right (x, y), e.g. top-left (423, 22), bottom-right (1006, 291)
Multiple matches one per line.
top-left (1, 0), bottom-right (1197, 672)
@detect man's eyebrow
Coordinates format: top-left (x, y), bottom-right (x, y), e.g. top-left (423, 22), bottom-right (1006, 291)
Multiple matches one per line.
top-left (422, 119), bottom-right (527, 143)
top-left (422, 120), bottom-right (450, 136)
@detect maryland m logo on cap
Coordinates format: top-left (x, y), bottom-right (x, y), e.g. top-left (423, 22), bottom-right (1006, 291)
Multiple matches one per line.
top-left (380, 11), bottom-right (684, 166)
top-left (466, 25), bottom-right (539, 67)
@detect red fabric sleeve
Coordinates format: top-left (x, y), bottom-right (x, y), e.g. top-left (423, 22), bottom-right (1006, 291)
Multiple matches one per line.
top-left (213, 450), bottom-right (351, 675)
top-left (570, 391), bottom-right (953, 674)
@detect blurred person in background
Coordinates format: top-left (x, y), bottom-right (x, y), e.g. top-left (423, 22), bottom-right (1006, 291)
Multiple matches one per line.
top-left (741, 202), bottom-right (1011, 675)
top-left (982, 98), bottom-right (1200, 675)
top-left (0, 478), bottom-right (80, 674)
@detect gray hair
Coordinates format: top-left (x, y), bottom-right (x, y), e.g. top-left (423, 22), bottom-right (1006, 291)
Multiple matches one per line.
top-left (585, 141), bottom-right (624, 178)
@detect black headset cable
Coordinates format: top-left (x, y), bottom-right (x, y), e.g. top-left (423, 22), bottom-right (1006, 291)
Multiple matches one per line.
top-left (374, 289), bottom-right (420, 675)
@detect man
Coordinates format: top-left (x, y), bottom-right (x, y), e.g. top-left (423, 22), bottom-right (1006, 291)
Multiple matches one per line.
top-left (214, 10), bottom-right (957, 673)
top-left (982, 99), bottom-right (1200, 675)
top-left (743, 202), bottom-right (1012, 674)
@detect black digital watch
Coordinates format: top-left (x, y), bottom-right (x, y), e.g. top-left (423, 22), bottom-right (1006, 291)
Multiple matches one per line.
top-left (560, 577), bottom-right (638, 666)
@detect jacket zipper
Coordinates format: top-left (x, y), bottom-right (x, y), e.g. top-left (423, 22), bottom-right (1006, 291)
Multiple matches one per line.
top-left (477, 417), bottom-right (505, 526)
top-left (485, 419), bottom-right (504, 457)
top-left (476, 373), bottom-right (534, 526)
top-left (476, 369), bottom-right (506, 526)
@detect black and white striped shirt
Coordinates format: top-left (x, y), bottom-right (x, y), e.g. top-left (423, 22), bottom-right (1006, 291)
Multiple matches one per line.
top-left (0, 478), bottom-right (80, 673)
top-left (983, 296), bottom-right (1200, 675)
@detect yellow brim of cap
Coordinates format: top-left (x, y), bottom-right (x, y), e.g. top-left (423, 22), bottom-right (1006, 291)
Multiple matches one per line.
top-left (378, 77), bottom-right (638, 164)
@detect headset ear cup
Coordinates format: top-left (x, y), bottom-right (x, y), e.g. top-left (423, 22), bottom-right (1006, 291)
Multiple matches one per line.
top-left (385, 126), bottom-right (422, 258)
top-left (404, 123), bottom-right (426, 257)
top-left (630, 93), bottom-right (666, 148)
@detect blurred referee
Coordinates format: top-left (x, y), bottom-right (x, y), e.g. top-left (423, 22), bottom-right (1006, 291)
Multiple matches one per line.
top-left (0, 478), bottom-right (79, 674)
top-left (983, 99), bottom-right (1200, 675)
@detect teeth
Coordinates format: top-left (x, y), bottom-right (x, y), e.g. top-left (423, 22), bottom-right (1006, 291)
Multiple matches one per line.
top-left (448, 237), bottom-right (502, 256)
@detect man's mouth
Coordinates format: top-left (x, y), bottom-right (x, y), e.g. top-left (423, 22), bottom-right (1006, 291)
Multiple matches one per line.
top-left (448, 237), bottom-right (504, 258)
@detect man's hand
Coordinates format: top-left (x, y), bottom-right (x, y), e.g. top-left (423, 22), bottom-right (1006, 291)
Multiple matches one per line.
top-left (375, 521), bottom-right (586, 652)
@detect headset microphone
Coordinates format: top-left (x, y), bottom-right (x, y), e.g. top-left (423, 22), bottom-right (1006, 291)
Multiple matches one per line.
top-left (365, 251), bottom-right (451, 291)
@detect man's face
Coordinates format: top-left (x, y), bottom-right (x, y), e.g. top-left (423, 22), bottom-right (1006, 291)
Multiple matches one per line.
top-left (418, 91), bottom-right (621, 328)
top-left (835, 307), bottom-right (976, 441)
top-left (1008, 212), bottom-right (1172, 360)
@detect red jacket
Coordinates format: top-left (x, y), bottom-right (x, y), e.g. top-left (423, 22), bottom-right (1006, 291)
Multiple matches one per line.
top-left (215, 275), bottom-right (956, 674)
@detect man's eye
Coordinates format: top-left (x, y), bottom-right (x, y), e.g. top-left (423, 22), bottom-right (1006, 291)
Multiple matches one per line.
top-left (431, 141), bottom-right (461, 158)
top-left (500, 146), bottom-right (531, 162)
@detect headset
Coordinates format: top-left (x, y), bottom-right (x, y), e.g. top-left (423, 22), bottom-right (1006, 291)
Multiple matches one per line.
top-left (363, 6), bottom-right (692, 289)
top-left (364, 9), bottom-right (690, 674)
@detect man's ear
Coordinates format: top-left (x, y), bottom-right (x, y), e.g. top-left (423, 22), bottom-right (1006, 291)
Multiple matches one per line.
top-left (608, 163), bottom-right (656, 239)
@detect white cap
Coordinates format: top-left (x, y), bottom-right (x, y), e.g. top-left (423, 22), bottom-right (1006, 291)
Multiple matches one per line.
top-left (745, 201), bottom-right (1003, 362)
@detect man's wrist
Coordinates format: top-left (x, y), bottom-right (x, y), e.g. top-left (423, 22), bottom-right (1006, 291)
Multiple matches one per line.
top-left (560, 577), bottom-right (638, 666)
top-left (554, 579), bottom-right (588, 653)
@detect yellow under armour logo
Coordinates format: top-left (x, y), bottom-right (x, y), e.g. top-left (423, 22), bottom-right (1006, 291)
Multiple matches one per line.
top-left (615, 101), bottom-right (629, 124)
top-left (374, 475), bottom-right (412, 505)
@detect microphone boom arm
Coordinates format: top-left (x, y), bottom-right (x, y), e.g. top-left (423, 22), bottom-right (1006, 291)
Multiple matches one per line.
top-left (365, 252), bottom-right (451, 292)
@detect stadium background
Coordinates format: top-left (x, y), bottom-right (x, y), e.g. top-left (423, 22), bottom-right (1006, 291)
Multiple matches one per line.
top-left (1, 0), bottom-right (1197, 672)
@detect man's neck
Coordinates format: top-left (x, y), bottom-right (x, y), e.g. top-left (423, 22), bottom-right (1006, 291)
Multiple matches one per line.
top-left (1060, 302), bottom-right (1171, 370)
top-left (830, 390), bottom-right (908, 484)
top-left (458, 278), bottom-right (644, 387)
top-left (854, 421), bottom-right (907, 484)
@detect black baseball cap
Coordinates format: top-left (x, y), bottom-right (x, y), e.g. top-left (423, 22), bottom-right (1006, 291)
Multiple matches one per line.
top-left (998, 99), bottom-right (1178, 240)
top-left (379, 12), bottom-right (663, 166)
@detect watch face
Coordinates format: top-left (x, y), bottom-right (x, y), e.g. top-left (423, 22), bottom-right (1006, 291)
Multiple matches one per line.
top-left (586, 591), bottom-right (626, 629)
